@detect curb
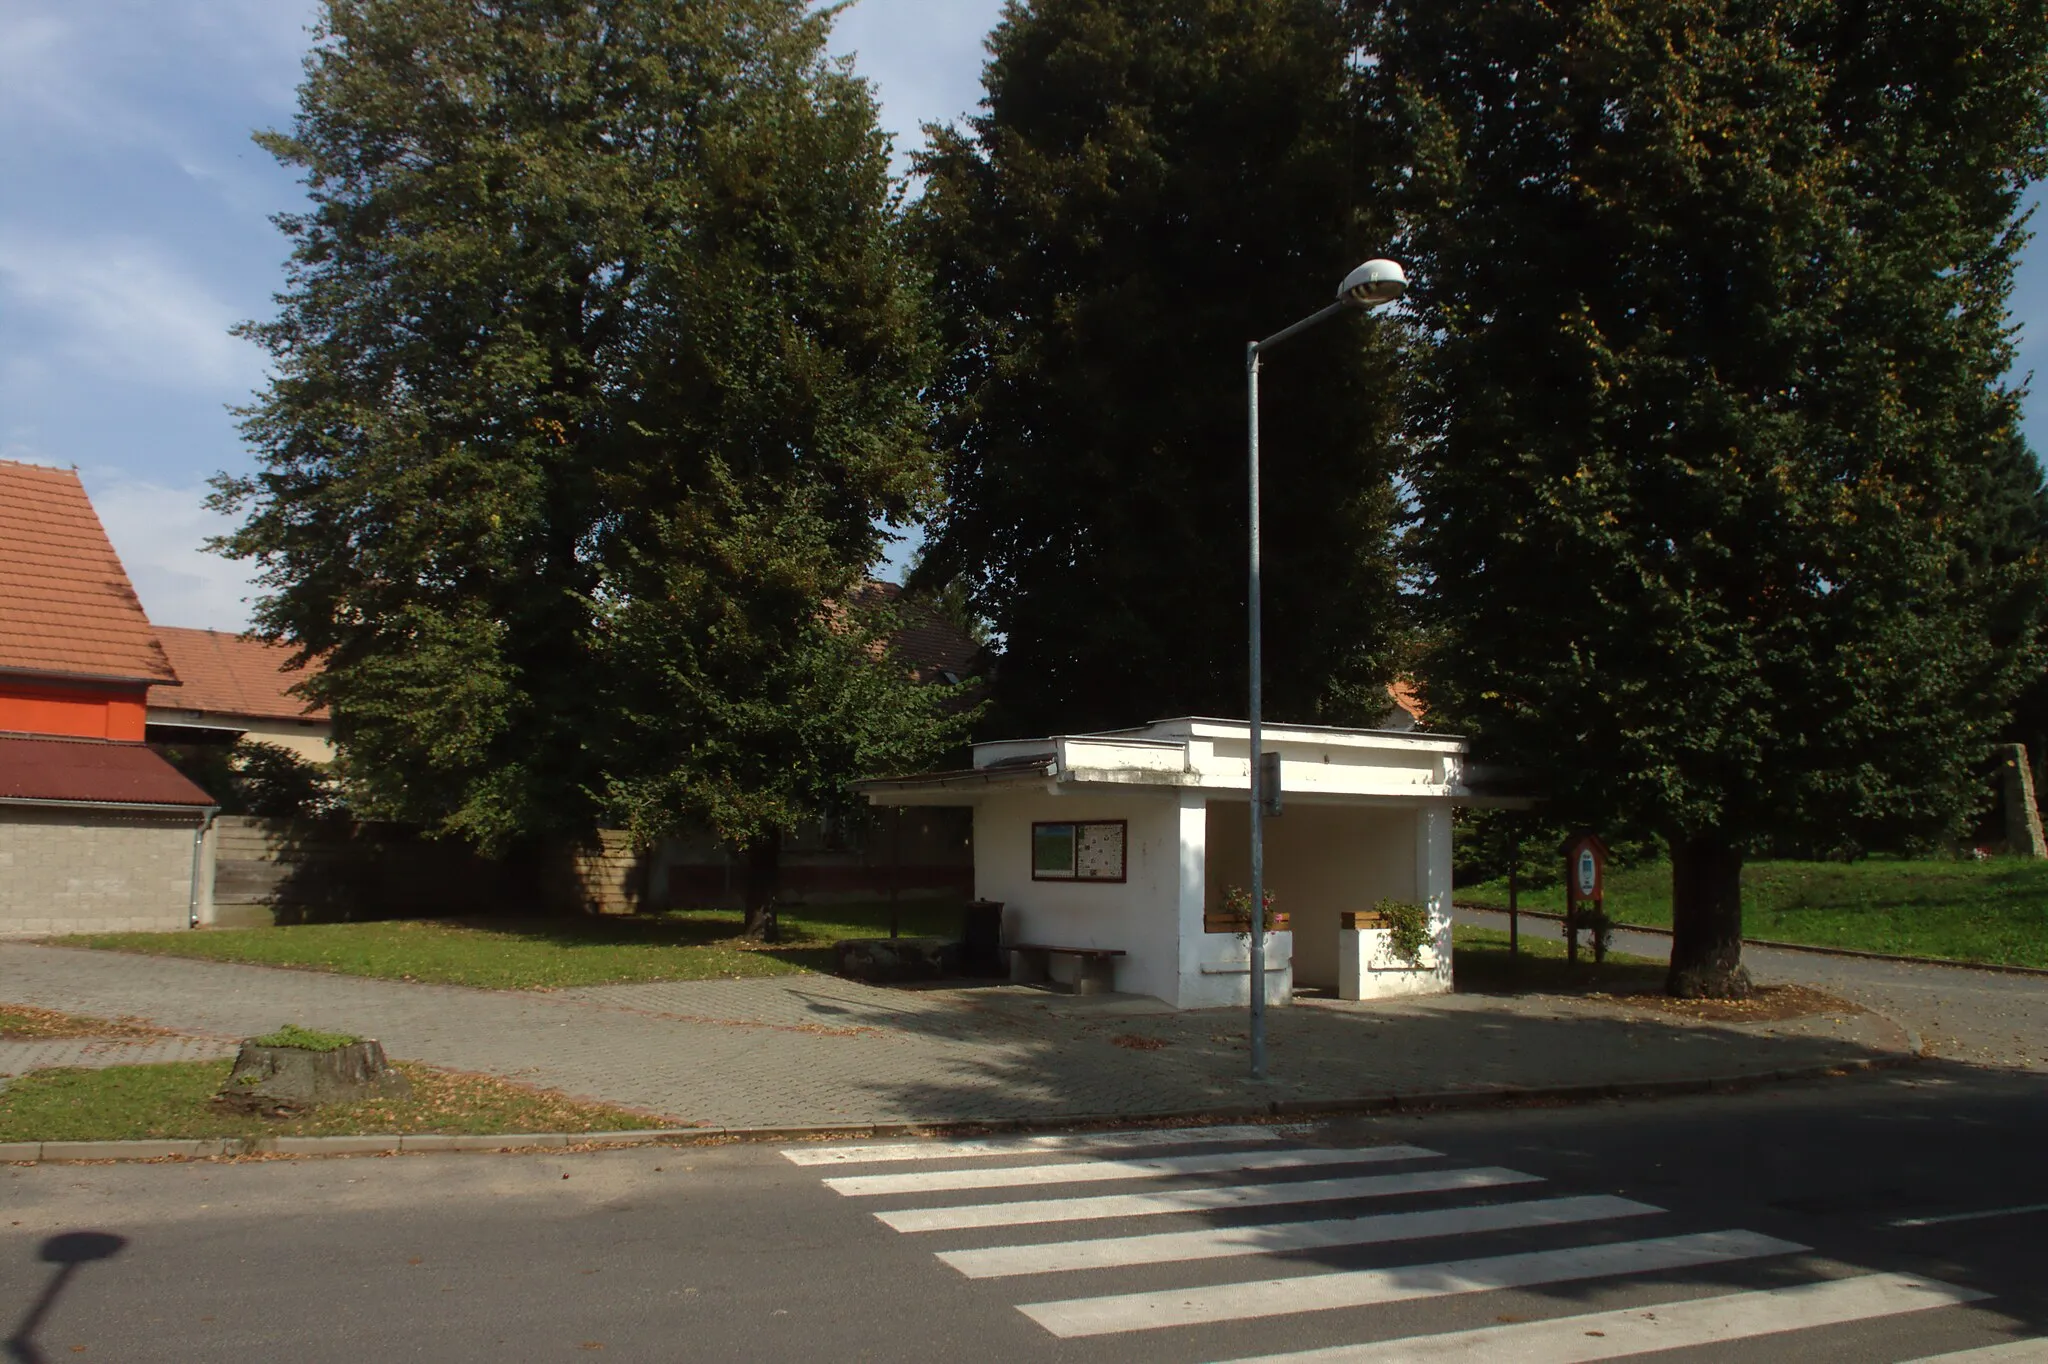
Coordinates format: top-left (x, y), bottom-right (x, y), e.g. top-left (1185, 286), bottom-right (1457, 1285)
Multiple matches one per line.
top-left (0, 1054), bottom-right (1922, 1164)
top-left (1458, 903), bottom-right (2048, 978)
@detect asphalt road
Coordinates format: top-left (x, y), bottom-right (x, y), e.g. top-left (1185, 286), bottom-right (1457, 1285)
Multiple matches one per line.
top-left (3, 1067), bottom-right (2044, 1361)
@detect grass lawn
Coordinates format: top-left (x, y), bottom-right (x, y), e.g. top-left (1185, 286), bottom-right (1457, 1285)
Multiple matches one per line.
top-left (1461, 857), bottom-right (2048, 969)
top-left (0, 1060), bottom-right (674, 1143)
top-left (57, 900), bottom-right (968, 990)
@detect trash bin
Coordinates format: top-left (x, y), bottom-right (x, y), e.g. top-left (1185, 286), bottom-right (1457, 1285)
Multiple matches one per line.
top-left (961, 899), bottom-right (1005, 977)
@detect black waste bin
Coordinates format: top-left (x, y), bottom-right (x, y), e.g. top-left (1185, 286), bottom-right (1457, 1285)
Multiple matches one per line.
top-left (961, 899), bottom-right (1005, 977)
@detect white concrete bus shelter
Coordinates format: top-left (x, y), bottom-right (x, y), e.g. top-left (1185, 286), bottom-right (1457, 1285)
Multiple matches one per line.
top-left (860, 718), bottom-right (1474, 1010)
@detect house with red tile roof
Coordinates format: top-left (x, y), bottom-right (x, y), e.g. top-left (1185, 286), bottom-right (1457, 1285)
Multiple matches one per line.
top-left (0, 460), bottom-right (217, 935)
top-left (147, 627), bottom-right (332, 763)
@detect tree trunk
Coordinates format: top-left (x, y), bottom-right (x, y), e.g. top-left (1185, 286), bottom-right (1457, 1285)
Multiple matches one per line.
top-left (741, 831), bottom-right (782, 943)
top-left (1667, 834), bottom-right (1752, 998)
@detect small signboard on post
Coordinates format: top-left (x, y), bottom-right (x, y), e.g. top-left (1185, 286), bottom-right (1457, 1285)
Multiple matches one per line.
top-left (1559, 830), bottom-right (1609, 964)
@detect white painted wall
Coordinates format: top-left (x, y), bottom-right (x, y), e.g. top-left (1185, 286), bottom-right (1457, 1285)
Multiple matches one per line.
top-left (146, 711), bottom-right (335, 763)
top-left (972, 789), bottom-right (1189, 1005)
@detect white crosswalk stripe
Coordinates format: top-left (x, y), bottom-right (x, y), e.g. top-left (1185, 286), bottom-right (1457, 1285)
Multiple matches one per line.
top-left (782, 1123), bottom-right (1296, 1166)
top-left (784, 1124), bottom-right (2009, 1361)
top-left (823, 1143), bottom-right (1437, 1197)
top-left (874, 1166), bottom-right (1542, 1233)
top-left (1207, 1272), bottom-right (1992, 1362)
top-left (1016, 1229), bottom-right (1808, 1338)
top-left (936, 1194), bottom-right (1660, 1279)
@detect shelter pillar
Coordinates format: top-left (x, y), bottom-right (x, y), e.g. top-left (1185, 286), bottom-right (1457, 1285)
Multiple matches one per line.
top-left (1172, 791), bottom-right (1208, 1009)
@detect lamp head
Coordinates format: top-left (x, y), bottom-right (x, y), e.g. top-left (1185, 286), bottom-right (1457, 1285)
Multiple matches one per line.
top-left (1339, 259), bottom-right (1407, 308)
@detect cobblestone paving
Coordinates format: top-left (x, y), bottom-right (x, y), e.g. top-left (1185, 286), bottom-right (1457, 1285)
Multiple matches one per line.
top-left (0, 943), bottom-right (1910, 1127)
top-left (1457, 905), bottom-right (2048, 1072)
top-left (0, 1035), bottom-right (238, 1077)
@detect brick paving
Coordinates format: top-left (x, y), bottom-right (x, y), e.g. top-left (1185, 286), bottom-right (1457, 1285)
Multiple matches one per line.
top-left (0, 1035), bottom-right (237, 1077)
top-left (0, 943), bottom-right (1911, 1127)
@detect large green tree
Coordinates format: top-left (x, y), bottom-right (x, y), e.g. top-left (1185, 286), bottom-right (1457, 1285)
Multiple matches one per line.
top-left (1370, 0), bottom-right (2048, 994)
top-left (217, 0), bottom-right (965, 932)
top-left (913, 0), bottom-right (1408, 736)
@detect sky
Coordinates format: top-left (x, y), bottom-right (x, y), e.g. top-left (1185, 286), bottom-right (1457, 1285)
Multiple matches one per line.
top-left (2, 1), bottom-right (2046, 633)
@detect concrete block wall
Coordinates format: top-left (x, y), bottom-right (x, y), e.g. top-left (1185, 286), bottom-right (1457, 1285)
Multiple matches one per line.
top-left (0, 807), bottom-right (200, 936)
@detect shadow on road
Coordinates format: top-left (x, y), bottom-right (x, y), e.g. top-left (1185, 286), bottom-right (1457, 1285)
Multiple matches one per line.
top-left (6, 1231), bottom-right (126, 1364)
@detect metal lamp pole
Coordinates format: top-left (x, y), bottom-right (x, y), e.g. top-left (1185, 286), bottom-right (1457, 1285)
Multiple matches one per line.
top-left (1244, 259), bottom-right (1408, 1081)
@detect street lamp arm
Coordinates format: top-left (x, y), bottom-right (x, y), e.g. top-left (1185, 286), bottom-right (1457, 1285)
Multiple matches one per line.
top-left (1250, 300), bottom-right (1352, 357)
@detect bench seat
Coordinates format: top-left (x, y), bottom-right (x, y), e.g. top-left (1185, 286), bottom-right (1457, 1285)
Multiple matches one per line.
top-left (1008, 944), bottom-right (1126, 995)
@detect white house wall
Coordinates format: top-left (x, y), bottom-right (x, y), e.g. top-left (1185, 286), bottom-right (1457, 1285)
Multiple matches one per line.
top-left (972, 789), bottom-right (1187, 1004)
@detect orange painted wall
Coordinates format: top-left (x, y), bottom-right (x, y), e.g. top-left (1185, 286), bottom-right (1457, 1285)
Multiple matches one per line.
top-left (0, 684), bottom-right (148, 741)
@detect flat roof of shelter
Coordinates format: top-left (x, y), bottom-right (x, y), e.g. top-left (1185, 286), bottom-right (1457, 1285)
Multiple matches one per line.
top-left (860, 716), bottom-right (1476, 805)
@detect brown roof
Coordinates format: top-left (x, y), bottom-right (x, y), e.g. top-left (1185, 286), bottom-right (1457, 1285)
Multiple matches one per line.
top-left (861, 582), bottom-right (983, 682)
top-left (0, 460), bottom-right (176, 685)
top-left (0, 734), bottom-right (216, 808)
top-left (1388, 679), bottom-right (1425, 724)
top-left (148, 627), bottom-right (327, 722)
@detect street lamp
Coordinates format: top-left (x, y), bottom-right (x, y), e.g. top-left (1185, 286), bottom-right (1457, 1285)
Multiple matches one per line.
top-left (1244, 258), bottom-right (1407, 1080)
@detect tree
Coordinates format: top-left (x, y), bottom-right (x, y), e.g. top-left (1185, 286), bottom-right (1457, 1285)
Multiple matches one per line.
top-left (217, 0), bottom-right (965, 934)
top-left (1369, 0), bottom-right (2048, 994)
top-left (913, 0), bottom-right (1408, 737)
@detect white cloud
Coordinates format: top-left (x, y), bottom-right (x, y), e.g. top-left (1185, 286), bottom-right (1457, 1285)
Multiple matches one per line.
top-left (0, 232), bottom-right (263, 391)
top-left (81, 470), bottom-right (259, 632)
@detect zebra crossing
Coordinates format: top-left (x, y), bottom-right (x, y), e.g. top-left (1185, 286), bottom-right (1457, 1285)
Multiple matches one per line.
top-left (783, 1123), bottom-right (2042, 1361)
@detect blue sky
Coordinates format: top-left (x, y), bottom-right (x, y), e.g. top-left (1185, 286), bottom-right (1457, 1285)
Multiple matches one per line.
top-left (2, 1), bottom-right (2045, 631)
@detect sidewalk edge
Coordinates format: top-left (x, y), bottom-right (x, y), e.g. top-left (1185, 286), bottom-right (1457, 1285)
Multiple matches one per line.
top-left (0, 1053), bottom-right (1920, 1164)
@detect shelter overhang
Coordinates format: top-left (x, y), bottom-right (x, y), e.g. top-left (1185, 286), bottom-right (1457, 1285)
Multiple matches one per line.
top-left (860, 716), bottom-right (1478, 807)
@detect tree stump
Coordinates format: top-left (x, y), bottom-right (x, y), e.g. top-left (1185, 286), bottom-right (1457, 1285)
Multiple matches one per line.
top-left (219, 1038), bottom-right (411, 1114)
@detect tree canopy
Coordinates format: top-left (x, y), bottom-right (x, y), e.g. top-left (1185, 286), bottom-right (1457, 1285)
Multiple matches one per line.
top-left (913, 0), bottom-right (1409, 737)
top-left (1369, 0), bottom-right (2048, 994)
top-left (217, 0), bottom-right (968, 917)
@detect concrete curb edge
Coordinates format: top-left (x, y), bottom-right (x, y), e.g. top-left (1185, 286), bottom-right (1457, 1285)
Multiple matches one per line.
top-left (1457, 902), bottom-right (2048, 978)
top-left (0, 1052), bottom-right (1921, 1164)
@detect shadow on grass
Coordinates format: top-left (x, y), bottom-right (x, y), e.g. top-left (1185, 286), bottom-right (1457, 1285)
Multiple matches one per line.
top-left (410, 899), bottom-right (970, 974)
top-left (1451, 929), bottom-right (1667, 997)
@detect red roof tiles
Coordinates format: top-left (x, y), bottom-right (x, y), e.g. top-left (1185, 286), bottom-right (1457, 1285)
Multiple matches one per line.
top-left (0, 734), bottom-right (216, 808)
top-left (0, 460), bottom-right (176, 685)
top-left (149, 627), bottom-right (327, 722)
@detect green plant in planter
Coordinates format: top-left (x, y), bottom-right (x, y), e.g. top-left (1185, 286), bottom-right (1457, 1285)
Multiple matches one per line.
top-left (1374, 899), bottom-right (1433, 966)
top-left (1223, 885), bottom-right (1283, 932)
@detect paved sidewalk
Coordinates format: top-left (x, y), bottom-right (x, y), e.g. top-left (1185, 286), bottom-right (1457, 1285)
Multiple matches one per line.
top-left (1457, 905), bottom-right (2048, 1072)
top-left (0, 943), bottom-right (1913, 1127)
top-left (0, 1035), bottom-right (238, 1077)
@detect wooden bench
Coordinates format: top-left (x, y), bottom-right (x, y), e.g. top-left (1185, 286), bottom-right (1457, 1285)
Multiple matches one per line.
top-left (1009, 944), bottom-right (1126, 996)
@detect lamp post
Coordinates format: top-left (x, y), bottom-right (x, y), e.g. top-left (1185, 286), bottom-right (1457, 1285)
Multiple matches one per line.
top-left (1244, 258), bottom-right (1407, 1080)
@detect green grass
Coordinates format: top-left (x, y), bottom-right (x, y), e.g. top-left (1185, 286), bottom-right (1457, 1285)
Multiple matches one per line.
top-left (1461, 857), bottom-right (2048, 968)
top-left (249, 1024), bottom-right (361, 1051)
top-left (58, 900), bottom-right (968, 991)
top-left (1451, 924), bottom-right (1666, 995)
top-left (0, 1060), bottom-right (674, 1143)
